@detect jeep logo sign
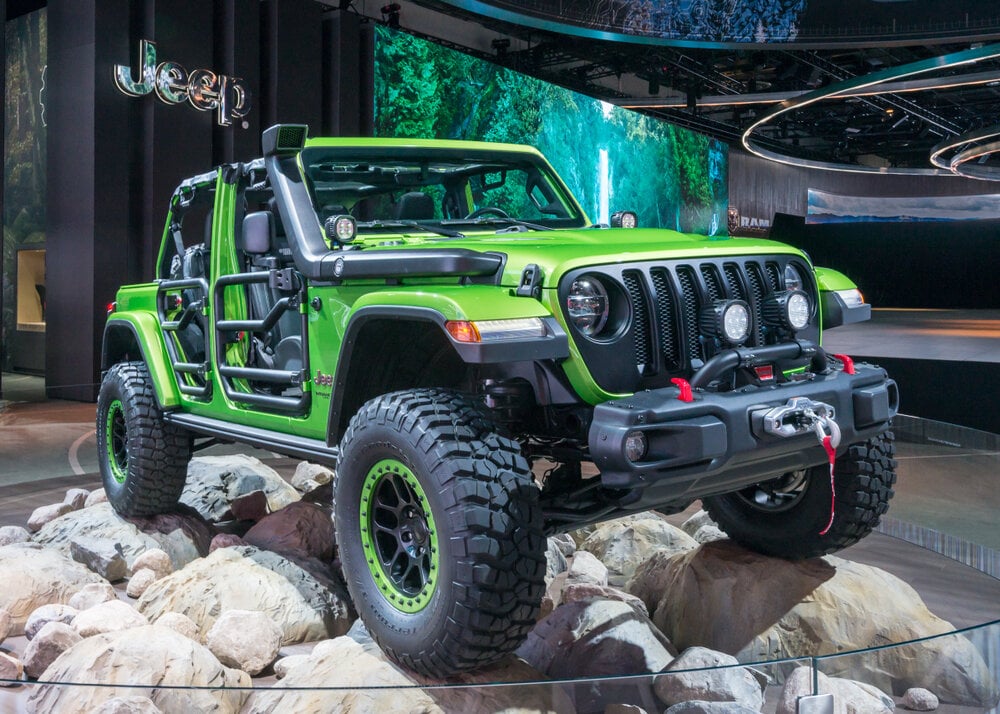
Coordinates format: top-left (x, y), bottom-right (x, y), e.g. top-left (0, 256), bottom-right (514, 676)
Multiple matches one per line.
top-left (114, 39), bottom-right (251, 126)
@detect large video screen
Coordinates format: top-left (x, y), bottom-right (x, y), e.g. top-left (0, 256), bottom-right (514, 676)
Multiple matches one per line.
top-left (373, 26), bottom-right (728, 236)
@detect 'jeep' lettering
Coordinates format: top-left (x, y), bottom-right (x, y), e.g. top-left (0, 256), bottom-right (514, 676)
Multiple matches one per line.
top-left (114, 39), bottom-right (251, 127)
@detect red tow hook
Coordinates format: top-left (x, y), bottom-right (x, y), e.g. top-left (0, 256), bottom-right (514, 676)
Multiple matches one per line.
top-left (832, 353), bottom-right (856, 375)
top-left (671, 377), bottom-right (694, 403)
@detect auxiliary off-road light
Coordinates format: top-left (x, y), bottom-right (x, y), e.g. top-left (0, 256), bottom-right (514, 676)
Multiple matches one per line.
top-left (445, 317), bottom-right (547, 343)
top-left (624, 430), bottom-right (648, 462)
top-left (566, 275), bottom-right (610, 336)
top-left (763, 290), bottom-right (811, 332)
top-left (700, 299), bottom-right (751, 345)
top-left (324, 214), bottom-right (357, 244)
top-left (611, 211), bottom-right (638, 228)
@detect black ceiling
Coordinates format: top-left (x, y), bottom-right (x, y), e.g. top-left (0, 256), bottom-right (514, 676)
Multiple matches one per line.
top-left (340, 0), bottom-right (1000, 178)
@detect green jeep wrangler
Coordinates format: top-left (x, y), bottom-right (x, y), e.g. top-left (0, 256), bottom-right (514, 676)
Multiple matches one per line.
top-left (98, 125), bottom-right (898, 676)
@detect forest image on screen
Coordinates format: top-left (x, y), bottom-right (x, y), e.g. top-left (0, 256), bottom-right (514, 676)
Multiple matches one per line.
top-left (373, 26), bottom-right (728, 236)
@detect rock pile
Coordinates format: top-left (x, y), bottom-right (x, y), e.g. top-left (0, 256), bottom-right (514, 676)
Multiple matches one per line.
top-left (0, 456), bottom-right (993, 714)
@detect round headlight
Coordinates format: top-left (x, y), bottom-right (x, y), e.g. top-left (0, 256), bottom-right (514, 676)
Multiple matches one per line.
top-left (783, 263), bottom-right (805, 292)
top-left (787, 291), bottom-right (811, 330)
top-left (567, 276), bottom-right (610, 337)
top-left (701, 299), bottom-right (751, 345)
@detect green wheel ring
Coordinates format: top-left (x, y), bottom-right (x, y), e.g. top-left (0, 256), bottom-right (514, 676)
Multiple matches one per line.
top-left (106, 399), bottom-right (128, 484)
top-left (359, 458), bottom-right (439, 614)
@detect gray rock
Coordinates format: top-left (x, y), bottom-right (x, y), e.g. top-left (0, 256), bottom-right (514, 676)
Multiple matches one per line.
top-left (549, 532), bottom-right (576, 558)
top-left (0, 651), bottom-right (24, 686)
top-left (273, 654), bottom-right (310, 679)
top-left (545, 537), bottom-right (569, 581)
top-left (23, 621), bottom-right (83, 679)
top-left (84, 489), bottom-right (108, 508)
top-left (130, 549), bottom-right (172, 579)
top-left (88, 696), bottom-right (162, 714)
top-left (70, 536), bottom-right (128, 581)
top-left (560, 583), bottom-right (649, 617)
top-left (291, 462), bottom-right (334, 491)
top-left (137, 545), bottom-right (354, 645)
top-left (206, 609), bottom-right (283, 676)
top-left (605, 705), bottom-right (649, 714)
top-left (243, 636), bottom-right (569, 713)
top-left (666, 702), bottom-right (761, 714)
top-left (209, 533), bottom-right (246, 552)
top-left (68, 582), bottom-right (117, 611)
top-left (638, 540), bottom-right (997, 707)
top-left (0, 543), bottom-right (105, 634)
top-left (0, 607), bottom-right (11, 643)
top-left (566, 550), bottom-right (609, 586)
top-left (0, 525), bottom-right (31, 547)
top-left (680, 509), bottom-right (718, 537)
top-left (691, 524), bottom-right (728, 544)
top-left (33, 502), bottom-right (208, 571)
top-left (153, 612), bottom-right (200, 642)
top-left (126, 568), bottom-right (157, 599)
top-left (27, 503), bottom-right (73, 532)
top-left (25, 625), bottom-right (249, 713)
top-left (581, 514), bottom-right (698, 586)
top-left (777, 666), bottom-right (893, 714)
top-left (654, 647), bottom-right (764, 711)
top-left (903, 688), bottom-right (939, 711)
top-left (518, 599), bottom-right (674, 678)
top-left (63, 488), bottom-right (90, 511)
top-left (181, 454), bottom-right (300, 523)
top-left (73, 599), bottom-right (150, 637)
top-left (25, 603), bottom-right (78, 640)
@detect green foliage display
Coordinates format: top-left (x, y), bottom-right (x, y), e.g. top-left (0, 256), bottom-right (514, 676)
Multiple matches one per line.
top-left (3, 8), bottom-right (47, 371)
top-left (374, 26), bottom-right (727, 236)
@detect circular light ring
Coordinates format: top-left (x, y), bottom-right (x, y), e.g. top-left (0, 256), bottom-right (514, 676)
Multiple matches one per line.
top-left (931, 130), bottom-right (1000, 181)
top-left (786, 292), bottom-right (811, 330)
top-left (763, 290), bottom-right (812, 332)
top-left (566, 275), bottom-right (611, 337)
top-left (741, 42), bottom-right (1000, 178)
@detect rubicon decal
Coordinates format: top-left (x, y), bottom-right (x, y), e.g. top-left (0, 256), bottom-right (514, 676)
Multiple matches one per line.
top-left (114, 39), bottom-right (251, 127)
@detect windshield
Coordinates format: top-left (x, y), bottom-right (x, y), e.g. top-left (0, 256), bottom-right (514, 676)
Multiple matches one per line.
top-left (299, 145), bottom-right (587, 233)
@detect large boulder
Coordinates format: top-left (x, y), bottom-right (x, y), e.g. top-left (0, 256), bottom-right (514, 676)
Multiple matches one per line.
top-left (180, 455), bottom-right (300, 522)
top-left (242, 501), bottom-right (335, 561)
top-left (580, 514), bottom-right (698, 586)
top-left (73, 600), bottom-right (150, 637)
top-left (654, 647), bottom-right (764, 711)
top-left (32, 503), bottom-right (209, 570)
top-left (776, 666), bottom-right (894, 714)
top-left (243, 635), bottom-right (572, 713)
top-left (26, 625), bottom-right (249, 713)
top-left (205, 609), bottom-right (282, 676)
top-left (22, 622), bottom-right (82, 679)
top-left (136, 545), bottom-right (353, 645)
top-left (631, 540), bottom-right (997, 706)
top-left (0, 543), bottom-right (106, 634)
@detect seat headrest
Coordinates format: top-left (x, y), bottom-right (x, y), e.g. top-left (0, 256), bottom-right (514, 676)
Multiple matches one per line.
top-left (394, 192), bottom-right (435, 220)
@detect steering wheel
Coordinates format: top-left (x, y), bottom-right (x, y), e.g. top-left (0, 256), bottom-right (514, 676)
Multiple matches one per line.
top-left (465, 206), bottom-right (511, 220)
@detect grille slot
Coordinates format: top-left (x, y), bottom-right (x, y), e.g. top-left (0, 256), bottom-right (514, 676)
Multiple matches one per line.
top-left (623, 271), bottom-right (653, 370)
top-left (650, 269), bottom-right (680, 370)
top-left (676, 267), bottom-right (701, 364)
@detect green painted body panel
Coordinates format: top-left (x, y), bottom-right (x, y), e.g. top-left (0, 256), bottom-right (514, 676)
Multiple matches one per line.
top-left (815, 266), bottom-right (859, 292)
top-left (105, 308), bottom-right (181, 408)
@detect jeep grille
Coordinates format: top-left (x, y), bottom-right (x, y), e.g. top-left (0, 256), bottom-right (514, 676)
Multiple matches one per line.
top-left (559, 255), bottom-right (820, 394)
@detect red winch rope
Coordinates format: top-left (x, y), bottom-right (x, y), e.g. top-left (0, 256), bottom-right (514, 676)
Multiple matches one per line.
top-left (818, 433), bottom-right (837, 536)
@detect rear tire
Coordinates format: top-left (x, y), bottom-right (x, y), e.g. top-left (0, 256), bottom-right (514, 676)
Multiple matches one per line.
top-left (335, 388), bottom-right (545, 677)
top-left (703, 431), bottom-right (896, 559)
top-left (96, 362), bottom-right (191, 516)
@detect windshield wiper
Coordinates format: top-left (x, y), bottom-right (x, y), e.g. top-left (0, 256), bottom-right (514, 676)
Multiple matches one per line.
top-left (357, 220), bottom-right (465, 239)
top-left (464, 217), bottom-right (553, 232)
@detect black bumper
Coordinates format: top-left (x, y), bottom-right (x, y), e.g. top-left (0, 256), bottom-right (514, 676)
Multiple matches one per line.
top-left (588, 356), bottom-right (899, 504)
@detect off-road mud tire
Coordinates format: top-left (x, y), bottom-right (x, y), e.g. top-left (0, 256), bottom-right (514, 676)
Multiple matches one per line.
top-left (335, 388), bottom-right (546, 678)
top-left (96, 361), bottom-right (191, 516)
top-left (703, 430), bottom-right (896, 559)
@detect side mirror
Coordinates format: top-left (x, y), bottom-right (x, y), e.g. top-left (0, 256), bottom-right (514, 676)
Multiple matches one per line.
top-left (242, 211), bottom-right (273, 254)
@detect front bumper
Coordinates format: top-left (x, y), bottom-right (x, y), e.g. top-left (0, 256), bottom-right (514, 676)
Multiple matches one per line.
top-left (588, 349), bottom-right (898, 504)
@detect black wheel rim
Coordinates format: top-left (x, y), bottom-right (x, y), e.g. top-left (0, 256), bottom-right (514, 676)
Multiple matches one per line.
top-left (735, 468), bottom-right (810, 512)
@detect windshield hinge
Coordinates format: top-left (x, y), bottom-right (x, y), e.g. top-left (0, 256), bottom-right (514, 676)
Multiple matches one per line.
top-left (516, 264), bottom-right (543, 299)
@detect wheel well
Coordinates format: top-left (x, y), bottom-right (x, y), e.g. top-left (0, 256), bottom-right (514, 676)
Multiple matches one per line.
top-left (102, 323), bottom-right (143, 371)
top-left (332, 318), bottom-right (473, 441)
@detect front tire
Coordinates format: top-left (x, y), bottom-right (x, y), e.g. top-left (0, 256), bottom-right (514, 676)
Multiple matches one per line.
top-left (335, 388), bottom-right (545, 677)
top-left (96, 362), bottom-right (191, 516)
top-left (703, 431), bottom-right (896, 559)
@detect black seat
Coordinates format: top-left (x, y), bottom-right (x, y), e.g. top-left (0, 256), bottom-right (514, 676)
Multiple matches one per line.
top-left (395, 192), bottom-right (435, 220)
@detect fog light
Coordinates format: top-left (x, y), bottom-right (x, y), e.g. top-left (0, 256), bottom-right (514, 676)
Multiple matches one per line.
top-left (324, 214), bottom-right (357, 244)
top-left (624, 430), bottom-right (648, 462)
top-left (701, 300), bottom-right (751, 345)
top-left (764, 290), bottom-right (812, 332)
